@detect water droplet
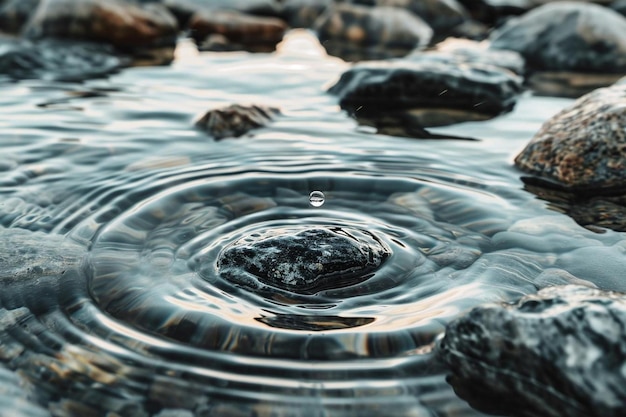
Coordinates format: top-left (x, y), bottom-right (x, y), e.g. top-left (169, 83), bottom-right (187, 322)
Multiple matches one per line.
top-left (309, 191), bottom-right (325, 207)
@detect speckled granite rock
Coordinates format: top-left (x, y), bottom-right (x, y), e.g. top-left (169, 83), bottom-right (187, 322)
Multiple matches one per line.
top-left (437, 285), bottom-right (626, 417)
top-left (189, 9), bottom-right (287, 52)
top-left (515, 84), bottom-right (626, 191)
top-left (0, 37), bottom-right (123, 81)
top-left (328, 53), bottom-right (522, 134)
top-left (0, 0), bottom-right (41, 34)
top-left (490, 2), bottom-right (626, 73)
top-left (314, 3), bottom-right (433, 60)
top-left (217, 227), bottom-right (390, 294)
top-left (195, 104), bottom-right (280, 139)
top-left (22, 0), bottom-right (178, 51)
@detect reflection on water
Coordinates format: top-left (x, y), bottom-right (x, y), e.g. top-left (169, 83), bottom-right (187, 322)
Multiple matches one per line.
top-left (0, 31), bottom-right (624, 416)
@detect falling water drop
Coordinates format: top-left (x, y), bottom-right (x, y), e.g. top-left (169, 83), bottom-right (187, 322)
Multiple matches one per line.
top-left (309, 191), bottom-right (325, 207)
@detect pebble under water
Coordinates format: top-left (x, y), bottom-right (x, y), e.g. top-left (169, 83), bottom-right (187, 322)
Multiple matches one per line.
top-left (1, 32), bottom-right (626, 417)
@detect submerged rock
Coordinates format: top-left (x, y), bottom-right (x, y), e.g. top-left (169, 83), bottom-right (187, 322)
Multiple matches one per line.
top-left (314, 3), bottom-right (433, 61)
top-left (195, 104), bottom-right (280, 139)
top-left (217, 227), bottom-right (390, 294)
top-left (437, 285), bottom-right (626, 417)
top-left (515, 84), bottom-right (626, 191)
top-left (189, 10), bottom-right (287, 52)
top-left (0, 37), bottom-right (124, 81)
top-left (328, 53), bottom-right (522, 136)
top-left (22, 0), bottom-right (178, 54)
top-left (490, 2), bottom-right (626, 96)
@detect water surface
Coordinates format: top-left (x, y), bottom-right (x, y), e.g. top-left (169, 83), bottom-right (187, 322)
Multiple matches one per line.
top-left (0, 31), bottom-right (624, 416)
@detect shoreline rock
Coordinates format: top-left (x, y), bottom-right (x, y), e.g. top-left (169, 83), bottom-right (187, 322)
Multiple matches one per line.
top-left (437, 285), bottom-right (626, 417)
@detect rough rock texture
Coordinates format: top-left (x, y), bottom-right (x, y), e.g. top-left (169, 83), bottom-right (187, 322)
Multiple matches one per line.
top-left (195, 104), bottom-right (280, 139)
top-left (314, 3), bottom-right (433, 60)
top-left (22, 0), bottom-right (178, 51)
top-left (189, 10), bottom-right (287, 52)
top-left (515, 84), bottom-right (626, 191)
top-left (490, 2), bottom-right (626, 73)
top-left (437, 285), bottom-right (626, 417)
top-left (0, 0), bottom-right (41, 34)
top-left (0, 38), bottom-right (123, 81)
top-left (217, 227), bottom-right (390, 294)
top-left (328, 54), bottom-right (523, 131)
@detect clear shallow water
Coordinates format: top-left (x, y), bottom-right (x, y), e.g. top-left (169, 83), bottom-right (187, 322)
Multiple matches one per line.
top-left (1, 31), bottom-right (625, 416)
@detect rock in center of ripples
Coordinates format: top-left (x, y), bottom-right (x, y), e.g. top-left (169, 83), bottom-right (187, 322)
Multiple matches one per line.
top-left (217, 227), bottom-right (390, 294)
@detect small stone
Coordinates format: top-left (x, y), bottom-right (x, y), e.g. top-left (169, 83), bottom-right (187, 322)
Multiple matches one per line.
top-left (189, 10), bottom-right (287, 52)
top-left (514, 84), bottom-right (626, 190)
top-left (314, 4), bottom-right (433, 61)
top-left (195, 104), bottom-right (280, 139)
top-left (217, 227), bottom-right (390, 294)
top-left (437, 285), bottom-right (626, 417)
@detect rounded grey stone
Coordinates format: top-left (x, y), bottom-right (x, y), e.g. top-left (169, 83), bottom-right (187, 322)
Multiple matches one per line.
top-left (489, 2), bottom-right (626, 73)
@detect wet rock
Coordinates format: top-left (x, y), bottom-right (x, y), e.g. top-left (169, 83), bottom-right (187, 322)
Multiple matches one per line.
top-left (162, 0), bottom-right (281, 28)
top-left (189, 10), bottom-right (287, 53)
top-left (515, 84), bottom-right (626, 191)
top-left (375, 0), bottom-right (469, 36)
top-left (0, 37), bottom-right (124, 81)
top-left (195, 104), bottom-right (280, 139)
top-left (328, 53), bottom-right (522, 136)
top-left (437, 285), bottom-right (626, 417)
top-left (490, 2), bottom-right (626, 96)
top-left (0, 0), bottom-right (41, 34)
top-left (313, 3), bottom-right (433, 61)
top-left (280, 0), bottom-right (333, 28)
top-left (456, 0), bottom-right (530, 25)
top-left (217, 227), bottom-right (390, 294)
top-left (22, 0), bottom-right (178, 53)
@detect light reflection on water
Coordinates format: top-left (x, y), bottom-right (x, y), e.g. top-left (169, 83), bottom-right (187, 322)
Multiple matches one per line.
top-left (0, 30), bottom-right (624, 417)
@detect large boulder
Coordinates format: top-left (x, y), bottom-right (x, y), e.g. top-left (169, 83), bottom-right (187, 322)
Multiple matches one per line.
top-left (515, 84), bottom-right (626, 191)
top-left (489, 2), bottom-right (626, 96)
top-left (22, 0), bottom-right (178, 51)
top-left (313, 3), bottom-right (433, 60)
top-left (437, 285), bottom-right (626, 417)
top-left (328, 51), bottom-right (522, 136)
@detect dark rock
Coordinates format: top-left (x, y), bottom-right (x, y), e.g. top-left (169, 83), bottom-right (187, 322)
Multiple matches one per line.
top-left (217, 227), bottom-right (390, 294)
top-left (0, 37), bottom-right (124, 81)
top-left (280, 0), bottom-right (333, 28)
top-left (437, 285), bottom-right (626, 417)
top-left (313, 3), bottom-right (433, 61)
top-left (0, 0), bottom-right (41, 34)
top-left (195, 104), bottom-right (280, 139)
top-left (376, 0), bottom-right (469, 36)
top-left (456, 0), bottom-right (531, 25)
top-left (189, 10), bottom-right (287, 53)
top-left (515, 84), bottom-right (626, 191)
top-left (22, 0), bottom-right (178, 52)
top-left (489, 2), bottom-right (626, 95)
top-left (328, 53), bottom-right (522, 135)
top-left (162, 0), bottom-right (281, 28)
top-left (612, 0), bottom-right (626, 16)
